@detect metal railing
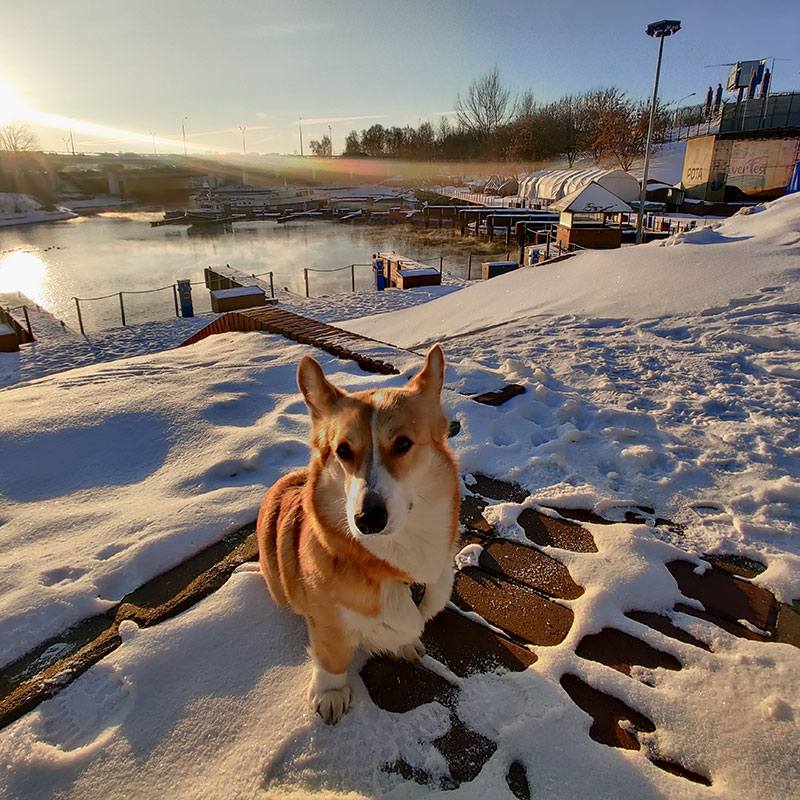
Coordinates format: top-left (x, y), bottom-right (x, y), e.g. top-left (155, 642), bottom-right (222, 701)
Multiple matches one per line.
top-left (72, 283), bottom-right (182, 335)
top-left (302, 263), bottom-right (372, 297)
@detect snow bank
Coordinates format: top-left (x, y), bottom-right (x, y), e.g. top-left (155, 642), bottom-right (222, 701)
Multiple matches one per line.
top-left (0, 193), bottom-right (77, 227)
top-left (341, 193), bottom-right (800, 349)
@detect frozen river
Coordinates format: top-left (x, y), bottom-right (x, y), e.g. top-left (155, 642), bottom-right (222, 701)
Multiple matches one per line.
top-left (0, 212), bottom-right (507, 331)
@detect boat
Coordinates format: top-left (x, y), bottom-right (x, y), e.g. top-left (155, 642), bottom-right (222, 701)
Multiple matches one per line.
top-left (193, 185), bottom-right (325, 214)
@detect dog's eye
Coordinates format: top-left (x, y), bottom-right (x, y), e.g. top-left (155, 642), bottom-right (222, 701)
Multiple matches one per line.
top-left (336, 442), bottom-right (353, 460)
top-left (392, 436), bottom-right (413, 455)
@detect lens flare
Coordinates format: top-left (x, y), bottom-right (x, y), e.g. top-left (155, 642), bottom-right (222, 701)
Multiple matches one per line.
top-left (0, 77), bottom-right (25, 126)
top-left (0, 251), bottom-right (48, 306)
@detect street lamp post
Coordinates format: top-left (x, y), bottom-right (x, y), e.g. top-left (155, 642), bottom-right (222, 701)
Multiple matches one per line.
top-left (636, 19), bottom-right (681, 245)
top-left (239, 125), bottom-right (247, 155)
top-left (328, 124), bottom-right (332, 156)
top-left (181, 116), bottom-right (188, 156)
top-left (299, 118), bottom-right (304, 156)
top-left (148, 130), bottom-right (157, 155)
top-left (672, 92), bottom-right (697, 126)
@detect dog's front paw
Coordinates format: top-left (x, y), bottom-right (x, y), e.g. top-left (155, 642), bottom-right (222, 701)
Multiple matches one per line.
top-left (309, 685), bottom-right (351, 725)
top-left (394, 638), bottom-right (426, 662)
top-left (307, 665), bottom-right (351, 725)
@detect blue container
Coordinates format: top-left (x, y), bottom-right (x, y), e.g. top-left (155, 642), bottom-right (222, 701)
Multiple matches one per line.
top-left (177, 279), bottom-right (194, 317)
top-left (374, 259), bottom-right (385, 291)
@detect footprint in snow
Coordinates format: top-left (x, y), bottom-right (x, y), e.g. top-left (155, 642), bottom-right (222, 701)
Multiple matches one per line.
top-left (40, 566), bottom-right (88, 586)
top-left (37, 664), bottom-right (133, 752)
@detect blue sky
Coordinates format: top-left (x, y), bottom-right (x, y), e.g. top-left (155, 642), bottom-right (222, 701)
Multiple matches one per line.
top-left (3, 0), bottom-right (798, 154)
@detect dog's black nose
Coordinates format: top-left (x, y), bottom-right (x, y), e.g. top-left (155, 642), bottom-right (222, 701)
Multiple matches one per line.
top-left (355, 492), bottom-right (388, 534)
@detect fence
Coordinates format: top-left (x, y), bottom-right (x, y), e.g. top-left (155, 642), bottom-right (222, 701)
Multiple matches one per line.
top-left (301, 263), bottom-right (373, 297)
top-left (72, 283), bottom-right (182, 335)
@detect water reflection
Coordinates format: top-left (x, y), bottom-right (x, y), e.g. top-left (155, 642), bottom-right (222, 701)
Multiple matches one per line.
top-left (0, 213), bottom-right (506, 331)
top-left (0, 250), bottom-right (47, 306)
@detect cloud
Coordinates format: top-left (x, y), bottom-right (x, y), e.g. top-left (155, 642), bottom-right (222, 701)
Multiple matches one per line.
top-left (186, 124), bottom-right (272, 137)
top-left (255, 112), bottom-right (269, 120)
top-left (301, 114), bottom-right (388, 125)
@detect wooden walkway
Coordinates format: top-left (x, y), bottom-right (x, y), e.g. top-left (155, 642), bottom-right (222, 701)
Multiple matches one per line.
top-left (180, 306), bottom-right (400, 374)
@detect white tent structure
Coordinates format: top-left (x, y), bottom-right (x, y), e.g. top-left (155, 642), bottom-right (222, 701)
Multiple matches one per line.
top-left (549, 182), bottom-right (633, 214)
top-left (518, 168), bottom-right (640, 207)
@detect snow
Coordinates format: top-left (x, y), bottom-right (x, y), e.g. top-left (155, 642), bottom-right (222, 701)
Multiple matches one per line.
top-left (0, 193), bottom-right (78, 227)
top-left (629, 140), bottom-right (688, 187)
top-left (1, 192), bottom-right (800, 798)
top-left (211, 285), bottom-right (265, 298)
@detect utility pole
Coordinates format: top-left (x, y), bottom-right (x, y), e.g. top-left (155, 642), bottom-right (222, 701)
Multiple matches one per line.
top-left (239, 125), bottom-right (247, 155)
top-left (328, 124), bottom-right (332, 156)
top-left (69, 130), bottom-right (75, 155)
top-left (182, 116), bottom-right (188, 156)
top-left (299, 117), bottom-right (304, 156)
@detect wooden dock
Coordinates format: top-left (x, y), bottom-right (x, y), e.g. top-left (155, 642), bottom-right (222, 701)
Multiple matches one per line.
top-left (203, 265), bottom-right (276, 301)
top-left (374, 251), bottom-right (442, 289)
top-left (0, 292), bottom-right (77, 345)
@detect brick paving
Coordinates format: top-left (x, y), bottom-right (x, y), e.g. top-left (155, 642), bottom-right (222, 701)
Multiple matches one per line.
top-left (2, 470), bottom-right (798, 794)
top-left (358, 474), bottom-right (800, 793)
top-left (180, 306), bottom-right (399, 374)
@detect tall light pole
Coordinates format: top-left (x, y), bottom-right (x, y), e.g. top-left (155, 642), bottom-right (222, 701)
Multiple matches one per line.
top-left (148, 130), bottom-right (157, 155)
top-left (636, 19), bottom-right (681, 245)
top-left (62, 131), bottom-right (75, 155)
top-left (672, 92), bottom-right (696, 126)
top-left (239, 125), bottom-right (247, 155)
top-left (328, 124), bottom-right (332, 156)
top-left (299, 117), bottom-right (304, 156)
top-left (181, 116), bottom-right (188, 156)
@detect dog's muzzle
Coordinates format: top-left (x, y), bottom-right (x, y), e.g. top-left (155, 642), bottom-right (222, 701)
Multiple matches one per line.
top-left (355, 491), bottom-right (388, 535)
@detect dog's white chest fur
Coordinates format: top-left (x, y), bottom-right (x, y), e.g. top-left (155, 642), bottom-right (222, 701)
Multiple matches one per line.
top-left (339, 580), bottom-right (426, 655)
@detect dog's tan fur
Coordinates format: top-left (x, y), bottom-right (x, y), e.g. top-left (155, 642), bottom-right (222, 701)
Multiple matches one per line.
top-left (256, 344), bottom-right (459, 723)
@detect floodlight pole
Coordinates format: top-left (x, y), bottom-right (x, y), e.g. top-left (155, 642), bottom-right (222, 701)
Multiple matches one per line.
top-left (182, 117), bottom-right (188, 156)
top-left (636, 20), bottom-right (680, 245)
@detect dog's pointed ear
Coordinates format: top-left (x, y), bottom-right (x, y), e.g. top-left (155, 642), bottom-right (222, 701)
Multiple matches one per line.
top-left (408, 343), bottom-right (445, 398)
top-left (297, 356), bottom-right (344, 419)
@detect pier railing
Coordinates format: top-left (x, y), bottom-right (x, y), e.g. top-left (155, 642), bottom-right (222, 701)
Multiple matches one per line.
top-left (72, 283), bottom-right (183, 335)
top-left (302, 263), bottom-right (373, 297)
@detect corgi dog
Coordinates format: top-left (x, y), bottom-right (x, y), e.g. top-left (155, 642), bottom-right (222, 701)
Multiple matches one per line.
top-left (256, 344), bottom-right (460, 724)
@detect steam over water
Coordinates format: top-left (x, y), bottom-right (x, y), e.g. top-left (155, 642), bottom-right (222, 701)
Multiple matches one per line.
top-left (0, 212), bottom-right (509, 331)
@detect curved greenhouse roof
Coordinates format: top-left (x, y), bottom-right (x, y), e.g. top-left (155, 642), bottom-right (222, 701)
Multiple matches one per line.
top-left (518, 168), bottom-right (640, 206)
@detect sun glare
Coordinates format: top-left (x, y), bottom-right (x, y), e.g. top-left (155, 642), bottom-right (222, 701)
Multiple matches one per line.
top-left (0, 251), bottom-right (47, 306)
top-left (0, 77), bottom-right (25, 126)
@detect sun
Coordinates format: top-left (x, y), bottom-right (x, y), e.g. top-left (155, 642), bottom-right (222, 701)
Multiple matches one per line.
top-left (0, 77), bottom-right (25, 126)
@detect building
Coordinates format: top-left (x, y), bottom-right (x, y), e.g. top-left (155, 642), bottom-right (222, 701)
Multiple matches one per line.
top-left (517, 168), bottom-right (640, 208)
top-left (682, 130), bottom-right (799, 201)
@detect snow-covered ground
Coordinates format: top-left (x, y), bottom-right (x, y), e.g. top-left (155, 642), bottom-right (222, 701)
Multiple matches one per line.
top-left (1, 193), bottom-right (799, 798)
top-left (342, 195), bottom-right (800, 599)
top-left (0, 193), bottom-right (78, 227)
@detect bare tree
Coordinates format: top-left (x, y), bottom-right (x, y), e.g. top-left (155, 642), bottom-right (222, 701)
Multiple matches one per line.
top-left (309, 134), bottom-right (332, 157)
top-left (0, 121), bottom-right (39, 151)
top-left (455, 67), bottom-right (515, 155)
top-left (583, 88), bottom-right (667, 171)
top-left (343, 130), bottom-right (361, 153)
top-left (360, 124), bottom-right (386, 156)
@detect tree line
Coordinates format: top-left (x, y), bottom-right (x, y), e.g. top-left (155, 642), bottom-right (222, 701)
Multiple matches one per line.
top-left (335, 68), bottom-right (669, 170)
